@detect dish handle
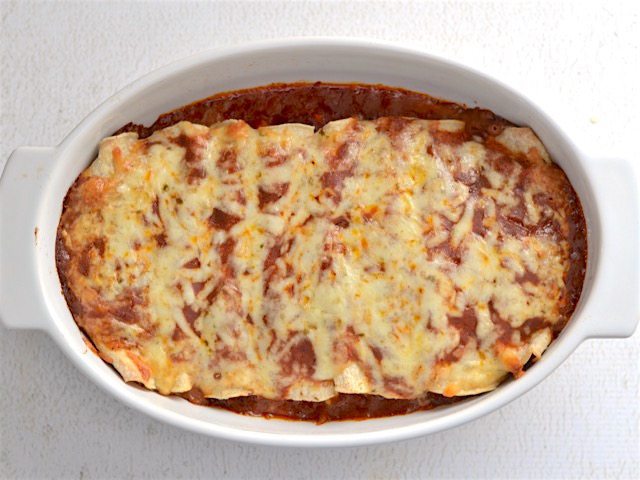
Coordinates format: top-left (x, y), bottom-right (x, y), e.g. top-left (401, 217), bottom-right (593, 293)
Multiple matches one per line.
top-left (0, 146), bottom-right (57, 330)
top-left (581, 157), bottom-right (639, 339)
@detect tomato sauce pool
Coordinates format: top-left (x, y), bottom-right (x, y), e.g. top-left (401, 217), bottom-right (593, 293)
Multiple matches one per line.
top-left (115, 82), bottom-right (512, 138)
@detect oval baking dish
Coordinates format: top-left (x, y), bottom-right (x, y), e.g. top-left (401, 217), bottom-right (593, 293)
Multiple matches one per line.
top-left (1, 38), bottom-right (638, 447)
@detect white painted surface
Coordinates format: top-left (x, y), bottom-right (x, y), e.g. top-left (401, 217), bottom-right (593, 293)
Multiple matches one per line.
top-left (1, 1), bottom-right (638, 478)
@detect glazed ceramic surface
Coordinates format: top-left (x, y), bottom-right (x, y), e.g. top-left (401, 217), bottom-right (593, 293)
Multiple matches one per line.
top-left (1, 39), bottom-right (637, 447)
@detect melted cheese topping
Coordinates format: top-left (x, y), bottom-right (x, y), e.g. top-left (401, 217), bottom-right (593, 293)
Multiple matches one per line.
top-left (57, 117), bottom-right (579, 400)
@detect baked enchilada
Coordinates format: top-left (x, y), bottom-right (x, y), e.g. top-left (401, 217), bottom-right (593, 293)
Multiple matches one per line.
top-left (56, 83), bottom-right (587, 421)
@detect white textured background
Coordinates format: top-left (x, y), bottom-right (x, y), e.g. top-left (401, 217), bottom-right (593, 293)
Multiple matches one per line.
top-left (1, 1), bottom-right (639, 479)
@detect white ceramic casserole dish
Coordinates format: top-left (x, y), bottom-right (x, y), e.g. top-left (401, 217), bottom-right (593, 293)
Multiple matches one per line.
top-left (1, 38), bottom-right (638, 447)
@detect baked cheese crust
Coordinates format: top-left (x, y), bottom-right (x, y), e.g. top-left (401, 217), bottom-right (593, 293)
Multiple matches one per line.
top-left (57, 117), bottom-right (584, 401)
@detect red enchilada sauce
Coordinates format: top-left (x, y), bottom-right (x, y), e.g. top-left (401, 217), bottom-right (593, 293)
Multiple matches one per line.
top-left (116, 82), bottom-right (510, 137)
top-left (108, 83), bottom-right (585, 422)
